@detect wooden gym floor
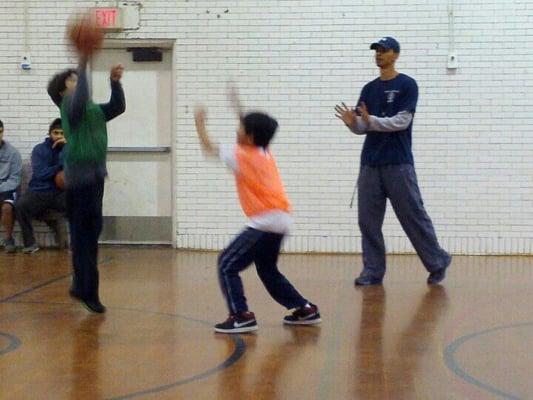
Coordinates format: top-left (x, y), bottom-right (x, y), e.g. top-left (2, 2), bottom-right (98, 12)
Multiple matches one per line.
top-left (1, 247), bottom-right (532, 399)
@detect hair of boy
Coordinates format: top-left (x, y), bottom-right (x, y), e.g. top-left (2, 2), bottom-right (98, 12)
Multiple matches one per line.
top-left (242, 112), bottom-right (278, 148)
top-left (0, 120), bottom-right (3, 129)
top-left (48, 118), bottom-right (62, 134)
top-left (47, 69), bottom-right (77, 107)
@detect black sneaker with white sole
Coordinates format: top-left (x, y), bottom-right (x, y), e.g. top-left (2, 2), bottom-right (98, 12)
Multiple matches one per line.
top-left (214, 311), bottom-right (258, 334)
top-left (283, 303), bottom-right (321, 325)
top-left (22, 244), bottom-right (40, 254)
top-left (69, 290), bottom-right (106, 314)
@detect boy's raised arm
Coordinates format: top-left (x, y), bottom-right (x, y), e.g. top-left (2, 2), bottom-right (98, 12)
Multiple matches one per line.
top-left (227, 82), bottom-right (244, 121)
top-left (194, 107), bottom-right (218, 156)
top-left (67, 55), bottom-right (90, 128)
top-left (100, 64), bottom-right (126, 122)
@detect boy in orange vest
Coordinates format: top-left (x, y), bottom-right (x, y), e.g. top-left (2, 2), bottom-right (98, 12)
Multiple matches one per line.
top-left (194, 102), bottom-right (321, 334)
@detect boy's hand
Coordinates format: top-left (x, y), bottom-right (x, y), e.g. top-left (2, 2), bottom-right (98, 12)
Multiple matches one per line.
top-left (52, 138), bottom-right (67, 149)
top-left (194, 107), bottom-right (207, 127)
top-left (79, 55), bottom-right (89, 69)
top-left (227, 82), bottom-right (244, 120)
top-left (194, 106), bottom-right (217, 156)
top-left (110, 64), bottom-right (124, 81)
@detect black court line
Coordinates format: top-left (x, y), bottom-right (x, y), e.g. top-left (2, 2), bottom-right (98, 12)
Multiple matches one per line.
top-left (0, 332), bottom-right (21, 355)
top-left (444, 321), bottom-right (533, 400)
top-left (0, 256), bottom-right (114, 304)
top-left (1, 254), bottom-right (248, 399)
top-left (0, 274), bottom-right (71, 303)
top-left (3, 300), bottom-right (247, 399)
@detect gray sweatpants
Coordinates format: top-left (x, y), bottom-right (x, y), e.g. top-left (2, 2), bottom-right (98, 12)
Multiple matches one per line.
top-left (357, 164), bottom-right (451, 279)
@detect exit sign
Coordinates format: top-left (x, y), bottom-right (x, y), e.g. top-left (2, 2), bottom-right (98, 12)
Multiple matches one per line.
top-left (92, 8), bottom-right (124, 31)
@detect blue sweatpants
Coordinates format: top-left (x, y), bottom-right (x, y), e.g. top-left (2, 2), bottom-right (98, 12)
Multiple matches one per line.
top-left (357, 164), bottom-right (451, 279)
top-left (218, 228), bottom-right (308, 315)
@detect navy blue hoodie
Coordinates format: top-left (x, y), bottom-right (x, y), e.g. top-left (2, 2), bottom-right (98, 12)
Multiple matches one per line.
top-left (28, 137), bottom-right (65, 192)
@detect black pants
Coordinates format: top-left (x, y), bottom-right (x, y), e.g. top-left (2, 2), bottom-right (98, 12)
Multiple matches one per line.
top-left (16, 191), bottom-right (66, 247)
top-left (66, 179), bottom-right (104, 301)
top-left (218, 228), bottom-right (308, 314)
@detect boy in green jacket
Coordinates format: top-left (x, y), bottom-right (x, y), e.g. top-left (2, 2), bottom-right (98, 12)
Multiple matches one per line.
top-left (47, 55), bottom-right (125, 313)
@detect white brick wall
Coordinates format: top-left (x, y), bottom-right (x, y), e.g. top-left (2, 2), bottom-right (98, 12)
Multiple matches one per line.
top-left (1, 0), bottom-right (531, 254)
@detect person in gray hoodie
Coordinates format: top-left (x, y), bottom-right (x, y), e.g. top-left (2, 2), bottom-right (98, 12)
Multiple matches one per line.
top-left (0, 120), bottom-right (22, 253)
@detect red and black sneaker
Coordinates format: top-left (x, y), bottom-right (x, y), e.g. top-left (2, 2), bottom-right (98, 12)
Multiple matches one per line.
top-left (283, 303), bottom-right (321, 325)
top-left (214, 311), bottom-right (258, 334)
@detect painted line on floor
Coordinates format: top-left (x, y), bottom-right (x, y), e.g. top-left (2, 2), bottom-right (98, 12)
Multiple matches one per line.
top-left (3, 300), bottom-right (247, 399)
top-left (444, 321), bottom-right (533, 400)
top-left (0, 256), bottom-right (114, 303)
top-left (0, 332), bottom-right (21, 355)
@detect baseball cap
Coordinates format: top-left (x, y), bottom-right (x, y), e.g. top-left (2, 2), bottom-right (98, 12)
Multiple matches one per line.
top-left (370, 37), bottom-right (400, 53)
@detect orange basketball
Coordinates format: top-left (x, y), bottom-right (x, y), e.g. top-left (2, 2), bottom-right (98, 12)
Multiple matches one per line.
top-left (55, 171), bottom-right (65, 190)
top-left (67, 14), bottom-right (104, 56)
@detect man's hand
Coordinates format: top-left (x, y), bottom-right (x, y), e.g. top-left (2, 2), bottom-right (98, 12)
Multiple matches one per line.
top-left (52, 138), bottom-right (67, 149)
top-left (357, 102), bottom-right (370, 125)
top-left (110, 64), bottom-right (124, 82)
top-left (335, 102), bottom-right (357, 128)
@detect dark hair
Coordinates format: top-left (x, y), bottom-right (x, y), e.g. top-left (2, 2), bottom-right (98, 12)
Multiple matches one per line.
top-left (0, 120), bottom-right (3, 129)
top-left (242, 112), bottom-right (278, 148)
top-left (47, 69), bottom-right (77, 106)
top-left (48, 118), bottom-right (62, 134)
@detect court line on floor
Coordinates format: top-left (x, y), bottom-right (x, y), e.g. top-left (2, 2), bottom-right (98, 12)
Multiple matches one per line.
top-left (0, 332), bottom-right (21, 355)
top-left (442, 286), bottom-right (532, 400)
top-left (0, 255), bottom-right (248, 398)
top-left (444, 321), bottom-right (533, 400)
top-left (0, 274), bottom-right (71, 303)
top-left (0, 256), bottom-right (114, 303)
top-left (2, 299), bottom-right (247, 399)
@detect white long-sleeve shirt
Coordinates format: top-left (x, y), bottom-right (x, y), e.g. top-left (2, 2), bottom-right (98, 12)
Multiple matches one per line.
top-left (349, 110), bottom-right (413, 134)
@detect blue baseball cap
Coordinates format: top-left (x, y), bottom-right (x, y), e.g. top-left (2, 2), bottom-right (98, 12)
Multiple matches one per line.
top-left (370, 37), bottom-right (400, 53)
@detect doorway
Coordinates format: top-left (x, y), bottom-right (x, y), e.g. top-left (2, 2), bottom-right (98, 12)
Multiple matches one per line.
top-left (90, 42), bottom-right (174, 245)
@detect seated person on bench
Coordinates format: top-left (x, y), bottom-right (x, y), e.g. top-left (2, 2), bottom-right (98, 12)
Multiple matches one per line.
top-left (0, 119), bottom-right (22, 253)
top-left (16, 118), bottom-right (66, 253)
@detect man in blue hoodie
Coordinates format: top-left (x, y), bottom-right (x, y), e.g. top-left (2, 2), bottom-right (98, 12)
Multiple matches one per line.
top-left (0, 119), bottom-right (22, 253)
top-left (16, 118), bottom-right (66, 253)
top-left (335, 37), bottom-right (451, 286)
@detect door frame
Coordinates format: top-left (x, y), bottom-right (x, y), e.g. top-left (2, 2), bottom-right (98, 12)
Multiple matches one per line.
top-left (94, 39), bottom-right (177, 248)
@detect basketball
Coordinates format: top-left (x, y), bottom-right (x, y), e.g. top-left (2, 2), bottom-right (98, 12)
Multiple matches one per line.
top-left (67, 14), bottom-right (104, 56)
top-left (54, 170), bottom-right (65, 190)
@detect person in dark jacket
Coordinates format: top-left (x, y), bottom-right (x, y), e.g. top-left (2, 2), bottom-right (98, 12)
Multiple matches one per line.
top-left (16, 118), bottom-right (66, 254)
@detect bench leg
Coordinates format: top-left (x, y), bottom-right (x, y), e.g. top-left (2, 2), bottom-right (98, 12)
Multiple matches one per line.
top-left (45, 219), bottom-right (68, 250)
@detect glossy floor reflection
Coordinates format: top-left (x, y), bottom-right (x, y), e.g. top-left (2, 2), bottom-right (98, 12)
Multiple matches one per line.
top-left (1, 248), bottom-right (532, 399)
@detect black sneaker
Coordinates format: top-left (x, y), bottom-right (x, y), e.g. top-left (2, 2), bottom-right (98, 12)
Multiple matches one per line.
top-left (69, 291), bottom-right (106, 314)
top-left (214, 311), bottom-right (258, 334)
top-left (81, 298), bottom-right (106, 314)
top-left (427, 256), bottom-right (452, 285)
top-left (283, 303), bottom-right (321, 325)
top-left (3, 238), bottom-right (16, 253)
top-left (354, 275), bottom-right (383, 286)
top-left (22, 244), bottom-right (40, 254)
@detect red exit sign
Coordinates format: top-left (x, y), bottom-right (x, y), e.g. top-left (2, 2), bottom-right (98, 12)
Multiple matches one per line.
top-left (92, 8), bottom-right (123, 31)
